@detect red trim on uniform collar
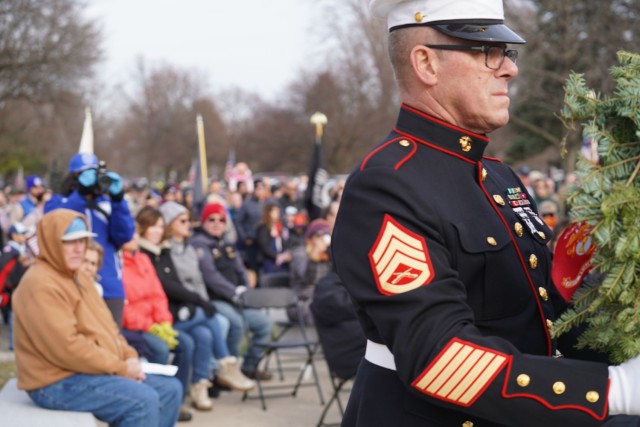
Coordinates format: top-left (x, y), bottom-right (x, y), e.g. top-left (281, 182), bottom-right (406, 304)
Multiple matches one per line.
top-left (401, 104), bottom-right (490, 142)
top-left (394, 129), bottom-right (477, 165)
top-left (482, 155), bottom-right (503, 163)
top-left (394, 104), bottom-right (489, 163)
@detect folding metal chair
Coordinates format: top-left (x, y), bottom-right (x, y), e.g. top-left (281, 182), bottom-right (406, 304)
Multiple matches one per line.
top-left (259, 271), bottom-right (290, 289)
top-left (315, 373), bottom-right (353, 427)
top-left (259, 272), bottom-right (298, 379)
top-left (239, 288), bottom-right (325, 410)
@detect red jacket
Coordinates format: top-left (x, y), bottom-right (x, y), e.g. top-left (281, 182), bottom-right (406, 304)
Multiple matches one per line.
top-left (122, 250), bottom-right (172, 331)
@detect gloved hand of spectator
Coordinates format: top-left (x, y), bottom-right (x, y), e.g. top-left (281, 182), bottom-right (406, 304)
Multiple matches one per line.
top-left (106, 171), bottom-right (124, 201)
top-left (160, 321), bottom-right (178, 337)
top-left (232, 285), bottom-right (248, 305)
top-left (148, 322), bottom-right (162, 336)
top-left (148, 322), bottom-right (179, 350)
top-left (608, 354), bottom-right (640, 415)
top-left (77, 169), bottom-right (97, 195)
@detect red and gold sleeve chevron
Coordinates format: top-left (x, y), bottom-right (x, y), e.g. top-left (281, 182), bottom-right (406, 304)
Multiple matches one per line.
top-left (411, 338), bottom-right (609, 420)
top-left (368, 214), bottom-right (435, 296)
top-left (411, 338), bottom-right (509, 407)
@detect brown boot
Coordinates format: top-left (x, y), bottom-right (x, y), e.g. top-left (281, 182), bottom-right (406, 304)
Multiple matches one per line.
top-left (216, 356), bottom-right (256, 392)
top-left (189, 379), bottom-right (214, 411)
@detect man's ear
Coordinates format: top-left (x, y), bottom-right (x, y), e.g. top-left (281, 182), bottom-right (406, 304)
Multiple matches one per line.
top-left (410, 45), bottom-right (438, 86)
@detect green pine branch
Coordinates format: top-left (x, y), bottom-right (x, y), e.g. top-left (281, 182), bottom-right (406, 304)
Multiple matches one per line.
top-left (555, 50), bottom-right (640, 363)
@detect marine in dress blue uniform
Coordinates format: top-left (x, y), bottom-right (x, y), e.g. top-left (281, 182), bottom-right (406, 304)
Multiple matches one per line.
top-left (332, 1), bottom-right (640, 426)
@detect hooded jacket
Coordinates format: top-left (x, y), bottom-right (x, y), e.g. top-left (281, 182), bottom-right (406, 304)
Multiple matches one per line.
top-left (45, 190), bottom-right (135, 299)
top-left (12, 209), bottom-right (137, 391)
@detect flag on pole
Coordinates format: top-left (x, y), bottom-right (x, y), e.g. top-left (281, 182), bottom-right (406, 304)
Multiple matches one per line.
top-left (78, 107), bottom-right (94, 154)
top-left (190, 156), bottom-right (205, 217)
top-left (304, 137), bottom-right (329, 221)
top-left (192, 115), bottom-right (209, 220)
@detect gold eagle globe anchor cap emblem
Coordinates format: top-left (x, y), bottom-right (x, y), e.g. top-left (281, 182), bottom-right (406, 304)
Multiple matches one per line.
top-left (459, 136), bottom-right (472, 152)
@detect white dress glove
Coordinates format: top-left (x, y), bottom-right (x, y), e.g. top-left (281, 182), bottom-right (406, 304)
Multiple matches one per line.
top-left (608, 354), bottom-right (640, 415)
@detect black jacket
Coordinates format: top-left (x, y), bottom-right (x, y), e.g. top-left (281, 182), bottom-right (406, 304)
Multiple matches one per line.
top-left (310, 271), bottom-right (366, 380)
top-left (138, 238), bottom-right (215, 321)
top-left (333, 104), bottom-right (616, 427)
top-left (189, 231), bottom-right (248, 304)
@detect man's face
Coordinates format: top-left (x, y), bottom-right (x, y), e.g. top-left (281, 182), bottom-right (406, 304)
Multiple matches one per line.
top-left (284, 183), bottom-right (297, 198)
top-left (202, 214), bottom-right (226, 238)
top-left (432, 42), bottom-right (518, 134)
top-left (254, 183), bottom-right (266, 200)
top-left (63, 238), bottom-right (87, 272)
top-left (29, 185), bottom-right (44, 199)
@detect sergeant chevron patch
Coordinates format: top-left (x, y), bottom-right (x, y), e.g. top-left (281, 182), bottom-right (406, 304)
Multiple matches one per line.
top-left (412, 339), bottom-right (508, 406)
top-left (368, 214), bottom-right (434, 295)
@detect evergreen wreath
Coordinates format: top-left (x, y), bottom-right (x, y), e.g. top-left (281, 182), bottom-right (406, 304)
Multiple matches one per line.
top-left (554, 51), bottom-right (640, 363)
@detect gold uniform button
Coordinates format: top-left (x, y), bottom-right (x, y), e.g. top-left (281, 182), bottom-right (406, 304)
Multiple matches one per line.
top-left (538, 287), bottom-right (549, 301)
top-left (538, 231), bottom-right (546, 239)
top-left (414, 11), bottom-right (424, 23)
top-left (462, 422), bottom-right (474, 427)
top-left (399, 139), bottom-right (410, 147)
top-left (514, 222), bottom-right (523, 237)
top-left (529, 254), bottom-right (538, 269)
top-left (481, 168), bottom-right (488, 181)
top-left (516, 374), bottom-right (530, 387)
top-left (493, 194), bottom-right (505, 206)
top-left (459, 136), bottom-right (472, 152)
top-left (553, 381), bottom-right (566, 395)
top-left (487, 237), bottom-right (497, 246)
top-left (546, 319), bottom-right (554, 334)
top-left (586, 391), bottom-right (600, 403)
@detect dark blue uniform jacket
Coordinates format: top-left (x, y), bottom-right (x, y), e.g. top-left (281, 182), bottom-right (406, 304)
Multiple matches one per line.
top-left (332, 104), bottom-right (627, 427)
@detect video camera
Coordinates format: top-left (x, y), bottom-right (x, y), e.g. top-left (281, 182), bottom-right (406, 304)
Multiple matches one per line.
top-left (94, 160), bottom-right (113, 196)
top-left (81, 160), bottom-right (113, 197)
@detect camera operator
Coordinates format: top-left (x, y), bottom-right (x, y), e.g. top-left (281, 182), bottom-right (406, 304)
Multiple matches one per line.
top-left (45, 153), bottom-right (134, 327)
top-left (287, 219), bottom-right (332, 325)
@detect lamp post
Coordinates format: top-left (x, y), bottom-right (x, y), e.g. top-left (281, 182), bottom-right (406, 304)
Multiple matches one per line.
top-left (310, 112), bottom-right (328, 145)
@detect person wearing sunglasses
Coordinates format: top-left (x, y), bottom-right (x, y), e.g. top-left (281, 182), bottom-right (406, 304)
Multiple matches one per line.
top-left (155, 202), bottom-right (255, 410)
top-left (191, 203), bottom-right (275, 381)
top-left (331, 0), bottom-right (640, 426)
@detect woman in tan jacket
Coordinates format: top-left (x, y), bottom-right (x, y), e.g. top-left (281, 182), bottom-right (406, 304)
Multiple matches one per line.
top-left (12, 208), bottom-right (181, 427)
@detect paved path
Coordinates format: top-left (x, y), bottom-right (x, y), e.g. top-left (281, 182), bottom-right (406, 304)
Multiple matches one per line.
top-left (0, 316), bottom-right (348, 427)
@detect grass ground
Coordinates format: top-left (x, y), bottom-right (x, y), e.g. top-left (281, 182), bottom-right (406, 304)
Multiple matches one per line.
top-left (0, 360), bottom-right (16, 389)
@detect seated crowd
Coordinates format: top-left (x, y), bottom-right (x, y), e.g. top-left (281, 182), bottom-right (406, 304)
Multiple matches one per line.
top-left (0, 154), bottom-right (359, 426)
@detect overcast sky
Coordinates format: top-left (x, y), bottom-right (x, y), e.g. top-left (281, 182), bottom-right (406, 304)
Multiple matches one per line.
top-left (86, 0), bottom-right (320, 100)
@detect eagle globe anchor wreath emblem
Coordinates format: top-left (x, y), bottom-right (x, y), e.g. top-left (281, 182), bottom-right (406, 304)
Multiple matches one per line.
top-left (369, 215), bottom-right (434, 296)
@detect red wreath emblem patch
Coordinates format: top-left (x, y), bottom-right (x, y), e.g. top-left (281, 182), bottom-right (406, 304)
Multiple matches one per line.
top-left (368, 215), bottom-right (434, 295)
